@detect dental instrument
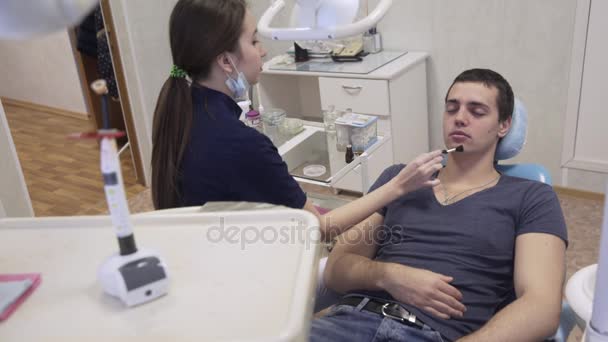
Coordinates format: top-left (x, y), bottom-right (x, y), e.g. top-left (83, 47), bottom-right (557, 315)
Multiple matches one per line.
top-left (71, 79), bottom-right (169, 307)
top-left (442, 145), bottom-right (464, 154)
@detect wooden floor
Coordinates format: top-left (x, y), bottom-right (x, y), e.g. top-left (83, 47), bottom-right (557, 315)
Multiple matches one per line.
top-left (4, 103), bottom-right (146, 216)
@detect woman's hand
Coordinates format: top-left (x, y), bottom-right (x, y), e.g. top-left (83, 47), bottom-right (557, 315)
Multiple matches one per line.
top-left (388, 150), bottom-right (444, 197)
top-left (379, 263), bottom-right (466, 320)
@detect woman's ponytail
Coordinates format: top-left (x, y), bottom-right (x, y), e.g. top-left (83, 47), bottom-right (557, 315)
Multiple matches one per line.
top-left (151, 0), bottom-right (246, 209)
top-left (151, 76), bottom-right (192, 209)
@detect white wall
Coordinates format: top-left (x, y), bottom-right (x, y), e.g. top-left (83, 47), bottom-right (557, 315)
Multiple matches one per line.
top-left (561, 0), bottom-right (608, 193)
top-left (254, 0), bottom-right (578, 186)
top-left (0, 31), bottom-right (87, 115)
top-left (111, 0), bottom-right (580, 188)
top-left (0, 100), bottom-right (34, 217)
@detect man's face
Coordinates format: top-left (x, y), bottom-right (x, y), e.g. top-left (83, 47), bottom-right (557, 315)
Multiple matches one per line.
top-left (442, 82), bottom-right (511, 156)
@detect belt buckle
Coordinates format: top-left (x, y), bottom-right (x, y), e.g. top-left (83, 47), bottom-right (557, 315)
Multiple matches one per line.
top-left (381, 303), bottom-right (418, 326)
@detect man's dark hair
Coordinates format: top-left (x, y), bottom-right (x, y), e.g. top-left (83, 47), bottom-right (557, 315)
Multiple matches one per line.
top-left (445, 69), bottom-right (514, 123)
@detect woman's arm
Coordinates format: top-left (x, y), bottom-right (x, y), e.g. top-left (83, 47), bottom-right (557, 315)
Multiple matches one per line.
top-left (304, 150), bottom-right (444, 241)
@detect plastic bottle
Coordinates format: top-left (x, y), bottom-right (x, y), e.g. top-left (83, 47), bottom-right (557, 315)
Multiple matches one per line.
top-left (245, 107), bottom-right (263, 133)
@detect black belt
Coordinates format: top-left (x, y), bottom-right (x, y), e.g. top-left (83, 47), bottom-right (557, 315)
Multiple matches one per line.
top-left (339, 296), bottom-right (426, 330)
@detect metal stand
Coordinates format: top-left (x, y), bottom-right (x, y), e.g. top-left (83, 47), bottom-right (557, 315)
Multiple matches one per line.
top-left (118, 141), bottom-right (130, 156)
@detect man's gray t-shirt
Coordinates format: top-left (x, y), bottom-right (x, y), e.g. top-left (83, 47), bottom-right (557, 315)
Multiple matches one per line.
top-left (353, 164), bottom-right (568, 341)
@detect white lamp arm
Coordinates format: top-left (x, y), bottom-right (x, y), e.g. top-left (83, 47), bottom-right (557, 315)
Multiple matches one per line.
top-left (0, 0), bottom-right (99, 39)
top-left (258, 0), bottom-right (392, 41)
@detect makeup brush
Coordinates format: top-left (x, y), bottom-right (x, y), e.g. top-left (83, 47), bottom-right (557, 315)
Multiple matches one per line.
top-left (442, 145), bottom-right (464, 154)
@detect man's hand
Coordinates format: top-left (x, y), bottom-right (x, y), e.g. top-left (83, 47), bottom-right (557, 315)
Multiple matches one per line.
top-left (388, 150), bottom-right (444, 197)
top-left (379, 263), bottom-right (466, 319)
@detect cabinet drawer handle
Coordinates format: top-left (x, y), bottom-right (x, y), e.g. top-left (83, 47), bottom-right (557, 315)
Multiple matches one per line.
top-left (342, 85), bottom-right (363, 94)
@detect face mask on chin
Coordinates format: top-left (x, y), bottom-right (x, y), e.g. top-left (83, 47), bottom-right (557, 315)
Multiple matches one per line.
top-left (224, 55), bottom-right (250, 100)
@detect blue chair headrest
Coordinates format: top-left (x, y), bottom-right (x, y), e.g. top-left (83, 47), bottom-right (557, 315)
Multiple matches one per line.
top-left (495, 98), bottom-right (527, 160)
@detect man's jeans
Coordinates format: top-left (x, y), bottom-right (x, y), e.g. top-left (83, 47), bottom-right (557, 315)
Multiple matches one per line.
top-left (310, 298), bottom-right (444, 342)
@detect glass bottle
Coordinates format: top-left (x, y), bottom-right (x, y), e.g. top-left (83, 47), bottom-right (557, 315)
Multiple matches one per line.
top-left (345, 144), bottom-right (354, 164)
top-left (323, 105), bottom-right (339, 133)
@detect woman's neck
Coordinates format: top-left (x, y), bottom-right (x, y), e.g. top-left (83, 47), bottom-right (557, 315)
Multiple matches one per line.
top-left (196, 75), bottom-right (233, 99)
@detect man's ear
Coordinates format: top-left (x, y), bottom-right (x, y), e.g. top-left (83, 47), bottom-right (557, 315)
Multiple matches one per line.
top-left (216, 54), bottom-right (233, 74)
top-left (498, 116), bottom-right (512, 138)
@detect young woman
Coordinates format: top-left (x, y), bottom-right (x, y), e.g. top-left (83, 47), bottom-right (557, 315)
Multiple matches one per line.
top-left (152, 0), bottom-right (443, 240)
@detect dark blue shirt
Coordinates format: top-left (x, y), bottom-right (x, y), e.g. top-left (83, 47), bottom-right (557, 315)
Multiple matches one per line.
top-left (353, 164), bottom-right (568, 341)
top-left (177, 85), bottom-right (306, 209)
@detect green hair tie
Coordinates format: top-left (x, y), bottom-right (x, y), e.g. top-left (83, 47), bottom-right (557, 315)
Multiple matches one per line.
top-left (170, 65), bottom-right (187, 79)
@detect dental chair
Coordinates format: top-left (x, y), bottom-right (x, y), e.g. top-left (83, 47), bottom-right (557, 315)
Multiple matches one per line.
top-left (315, 98), bottom-right (576, 341)
top-left (495, 99), bottom-right (575, 341)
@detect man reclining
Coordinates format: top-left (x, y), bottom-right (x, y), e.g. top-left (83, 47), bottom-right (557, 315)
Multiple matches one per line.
top-left (310, 69), bottom-right (568, 342)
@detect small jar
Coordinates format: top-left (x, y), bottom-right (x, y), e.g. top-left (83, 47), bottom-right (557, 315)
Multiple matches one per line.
top-left (262, 108), bottom-right (286, 143)
top-left (279, 118), bottom-right (304, 137)
top-left (245, 109), bottom-right (263, 132)
top-left (322, 105), bottom-right (340, 133)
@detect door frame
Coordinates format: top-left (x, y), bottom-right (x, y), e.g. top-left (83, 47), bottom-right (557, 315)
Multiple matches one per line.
top-left (68, 0), bottom-right (147, 185)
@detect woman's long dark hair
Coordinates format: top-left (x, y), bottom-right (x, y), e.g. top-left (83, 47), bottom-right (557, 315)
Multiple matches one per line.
top-left (152, 0), bottom-right (246, 209)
